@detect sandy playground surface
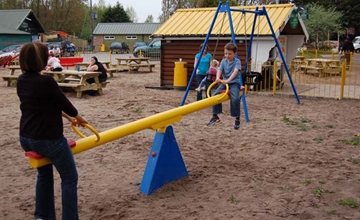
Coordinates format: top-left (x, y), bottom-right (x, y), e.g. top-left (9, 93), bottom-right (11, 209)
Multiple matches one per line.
top-left (0, 66), bottom-right (360, 220)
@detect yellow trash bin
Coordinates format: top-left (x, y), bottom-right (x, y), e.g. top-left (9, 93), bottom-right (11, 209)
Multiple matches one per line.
top-left (100, 44), bottom-right (105, 52)
top-left (173, 61), bottom-right (187, 90)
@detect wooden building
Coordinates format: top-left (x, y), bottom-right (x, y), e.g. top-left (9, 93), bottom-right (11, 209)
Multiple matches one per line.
top-left (92, 23), bottom-right (162, 52)
top-left (152, 4), bottom-right (309, 88)
top-left (0, 9), bottom-right (46, 50)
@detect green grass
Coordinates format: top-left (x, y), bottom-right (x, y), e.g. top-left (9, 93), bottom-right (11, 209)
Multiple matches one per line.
top-left (340, 136), bottom-right (360, 147)
top-left (312, 187), bottom-right (333, 198)
top-left (282, 115), bottom-right (298, 125)
top-left (298, 124), bottom-right (309, 131)
top-left (297, 50), bottom-right (318, 58)
top-left (134, 108), bottom-right (142, 113)
top-left (278, 185), bottom-right (295, 191)
top-left (229, 194), bottom-right (239, 204)
top-left (300, 116), bottom-right (311, 123)
top-left (313, 137), bottom-right (323, 143)
top-left (300, 179), bottom-right (312, 186)
top-left (282, 115), bottom-right (316, 132)
top-left (318, 180), bottom-right (326, 184)
top-left (339, 198), bottom-right (359, 208)
top-left (326, 209), bottom-right (337, 215)
top-left (348, 157), bottom-right (359, 164)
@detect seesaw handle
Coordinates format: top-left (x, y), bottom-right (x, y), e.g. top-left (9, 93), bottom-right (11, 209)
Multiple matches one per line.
top-left (207, 80), bottom-right (229, 100)
top-left (71, 123), bottom-right (100, 142)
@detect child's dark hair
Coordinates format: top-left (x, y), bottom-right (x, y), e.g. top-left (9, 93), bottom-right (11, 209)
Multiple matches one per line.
top-left (224, 42), bottom-right (237, 53)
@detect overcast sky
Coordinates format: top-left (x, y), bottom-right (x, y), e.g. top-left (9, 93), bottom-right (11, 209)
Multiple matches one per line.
top-left (92, 0), bottom-right (163, 23)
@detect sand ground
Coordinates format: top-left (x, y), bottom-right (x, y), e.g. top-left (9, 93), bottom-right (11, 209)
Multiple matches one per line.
top-left (0, 66), bottom-right (360, 220)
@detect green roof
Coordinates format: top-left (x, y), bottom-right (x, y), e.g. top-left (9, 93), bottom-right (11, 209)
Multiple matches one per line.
top-left (0, 9), bottom-right (46, 34)
top-left (93, 23), bottom-right (162, 35)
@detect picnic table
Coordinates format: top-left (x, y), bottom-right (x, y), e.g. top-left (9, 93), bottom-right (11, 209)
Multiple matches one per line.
top-left (42, 70), bottom-right (108, 98)
top-left (116, 57), bottom-right (155, 72)
top-left (2, 65), bottom-right (21, 86)
top-left (73, 61), bottom-right (111, 69)
top-left (73, 61), bottom-right (118, 77)
top-left (301, 58), bottom-right (342, 77)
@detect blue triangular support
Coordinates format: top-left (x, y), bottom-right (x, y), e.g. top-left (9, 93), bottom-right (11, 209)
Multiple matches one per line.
top-left (139, 126), bottom-right (188, 195)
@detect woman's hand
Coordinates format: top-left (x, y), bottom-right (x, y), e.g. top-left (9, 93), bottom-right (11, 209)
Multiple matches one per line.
top-left (74, 115), bottom-right (88, 127)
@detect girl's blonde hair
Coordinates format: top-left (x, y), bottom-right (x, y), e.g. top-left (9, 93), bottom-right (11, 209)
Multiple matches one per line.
top-left (212, 59), bottom-right (219, 67)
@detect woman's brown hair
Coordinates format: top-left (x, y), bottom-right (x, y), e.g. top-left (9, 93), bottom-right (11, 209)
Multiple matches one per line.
top-left (199, 43), bottom-right (210, 52)
top-left (20, 42), bottom-right (49, 73)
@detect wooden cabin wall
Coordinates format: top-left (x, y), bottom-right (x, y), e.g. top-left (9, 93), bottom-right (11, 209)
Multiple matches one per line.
top-left (160, 39), bottom-right (248, 88)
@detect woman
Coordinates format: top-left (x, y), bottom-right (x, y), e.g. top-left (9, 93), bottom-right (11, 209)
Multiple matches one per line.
top-left (17, 42), bottom-right (88, 220)
top-left (194, 43), bottom-right (212, 100)
top-left (86, 56), bottom-right (107, 83)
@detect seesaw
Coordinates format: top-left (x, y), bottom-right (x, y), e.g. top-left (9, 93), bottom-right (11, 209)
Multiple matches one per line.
top-left (25, 83), bottom-right (232, 195)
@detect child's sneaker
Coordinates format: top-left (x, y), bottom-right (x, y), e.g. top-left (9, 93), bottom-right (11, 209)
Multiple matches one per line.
top-left (195, 87), bottom-right (201, 92)
top-left (201, 86), bottom-right (206, 90)
top-left (234, 119), bottom-right (240, 130)
top-left (207, 116), bottom-right (220, 126)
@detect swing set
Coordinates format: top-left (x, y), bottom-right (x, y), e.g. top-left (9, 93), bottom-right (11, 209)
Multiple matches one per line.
top-left (181, 1), bottom-right (301, 123)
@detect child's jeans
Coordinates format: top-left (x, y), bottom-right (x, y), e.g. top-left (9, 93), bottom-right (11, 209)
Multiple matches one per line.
top-left (212, 82), bottom-right (240, 117)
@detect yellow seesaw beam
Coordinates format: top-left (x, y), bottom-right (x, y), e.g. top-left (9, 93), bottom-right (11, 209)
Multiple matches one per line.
top-left (28, 89), bottom-right (230, 168)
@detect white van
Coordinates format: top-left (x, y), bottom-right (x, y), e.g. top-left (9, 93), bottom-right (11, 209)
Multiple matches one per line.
top-left (353, 36), bottom-right (360, 53)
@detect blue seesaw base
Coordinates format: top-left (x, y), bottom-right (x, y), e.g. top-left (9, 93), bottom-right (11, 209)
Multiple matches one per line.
top-left (139, 126), bottom-right (188, 195)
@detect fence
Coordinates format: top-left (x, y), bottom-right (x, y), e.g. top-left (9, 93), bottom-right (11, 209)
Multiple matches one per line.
top-left (76, 51), bottom-right (160, 64)
top-left (245, 52), bottom-right (360, 100)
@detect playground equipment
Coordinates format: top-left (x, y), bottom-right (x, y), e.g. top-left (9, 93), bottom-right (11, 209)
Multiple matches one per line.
top-left (26, 84), bottom-right (230, 195)
top-left (0, 52), bottom-right (19, 67)
top-left (180, 2), bottom-right (301, 122)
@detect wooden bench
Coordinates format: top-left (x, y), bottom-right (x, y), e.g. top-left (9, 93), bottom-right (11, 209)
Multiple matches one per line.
top-left (64, 77), bottom-right (81, 82)
top-left (2, 75), bottom-right (18, 87)
top-left (118, 63), bottom-right (156, 72)
top-left (323, 66), bottom-right (342, 76)
top-left (106, 68), bottom-right (118, 77)
top-left (58, 81), bottom-right (109, 98)
top-left (300, 65), bottom-right (324, 76)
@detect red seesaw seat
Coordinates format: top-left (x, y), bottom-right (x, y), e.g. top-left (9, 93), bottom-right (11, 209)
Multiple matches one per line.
top-left (25, 139), bottom-right (76, 159)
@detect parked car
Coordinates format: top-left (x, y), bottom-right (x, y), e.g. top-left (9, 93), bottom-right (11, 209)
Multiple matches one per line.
top-left (109, 42), bottom-right (129, 54)
top-left (46, 42), bottom-right (62, 50)
top-left (132, 41), bottom-right (148, 51)
top-left (0, 44), bottom-right (22, 55)
top-left (353, 36), bottom-right (360, 53)
top-left (133, 40), bottom-right (161, 58)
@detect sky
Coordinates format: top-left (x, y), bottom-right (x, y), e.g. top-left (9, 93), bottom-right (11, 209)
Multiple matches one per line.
top-left (93, 0), bottom-right (163, 23)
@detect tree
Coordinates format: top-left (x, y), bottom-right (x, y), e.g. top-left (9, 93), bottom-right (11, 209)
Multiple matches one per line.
top-left (101, 1), bottom-right (131, 23)
top-left (125, 6), bottom-right (138, 23)
top-left (304, 3), bottom-right (342, 48)
top-left (297, 0), bottom-right (360, 36)
top-left (145, 15), bottom-right (154, 23)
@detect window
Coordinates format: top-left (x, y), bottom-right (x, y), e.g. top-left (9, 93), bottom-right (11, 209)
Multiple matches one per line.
top-left (104, 36), bottom-right (115, 40)
top-left (126, 36), bottom-right (137, 40)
